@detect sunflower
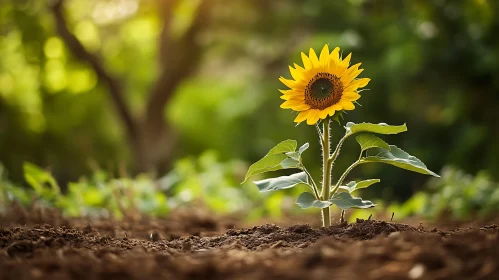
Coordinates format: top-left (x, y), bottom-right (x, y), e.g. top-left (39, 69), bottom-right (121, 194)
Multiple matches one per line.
top-left (279, 44), bottom-right (370, 125)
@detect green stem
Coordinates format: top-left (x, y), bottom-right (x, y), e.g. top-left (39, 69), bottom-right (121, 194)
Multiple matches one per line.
top-left (330, 160), bottom-right (363, 198)
top-left (329, 133), bottom-right (350, 163)
top-left (321, 121), bottom-right (332, 227)
top-left (315, 123), bottom-right (323, 140)
top-left (301, 165), bottom-right (320, 200)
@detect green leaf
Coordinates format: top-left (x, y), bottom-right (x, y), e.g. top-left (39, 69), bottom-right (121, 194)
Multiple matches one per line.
top-left (363, 145), bottom-right (440, 177)
top-left (354, 179), bottom-right (381, 191)
top-left (330, 111), bottom-right (345, 124)
top-left (243, 140), bottom-right (300, 183)
top-left (296, 192), bottom-right (332, 209)
top-left (23, 162), bottom-right (60, 195)
top-left (254, 172), bottom-right (309, 192)
top-left (268, 139), bottom-right (297, 154)
top-left (298, 142), bottom-right (310, 154)
top-left (339, 179), bottom-right (381, 193)
top-left (330, 192), bottom-right (375, 210)
top-left (355, 134), bottom-right (390, 151)
top-left (345, 122), bottom-right (407, 135)
top-left (286, 142), bottom-right (309, 161)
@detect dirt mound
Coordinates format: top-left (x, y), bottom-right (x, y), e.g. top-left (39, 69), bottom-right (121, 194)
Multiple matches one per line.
top-left (166, 220), bottom-right (416, 251)
top-left (1, 217), bottom-right (498, 279)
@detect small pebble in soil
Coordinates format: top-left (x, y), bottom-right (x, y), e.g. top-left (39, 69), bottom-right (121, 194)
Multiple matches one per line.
top-left (408, 263), bottom-right (426, 279)
top-left (150, 231), bottom-right (161, 242)
top-left (388, 231), bottom-right (401, 238)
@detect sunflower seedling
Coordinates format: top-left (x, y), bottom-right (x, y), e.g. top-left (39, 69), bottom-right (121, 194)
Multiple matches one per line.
top-left (243, 45), bottom-right (439, 227)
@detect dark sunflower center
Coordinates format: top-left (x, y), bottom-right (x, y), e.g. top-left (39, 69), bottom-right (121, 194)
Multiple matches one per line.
top-left (305, 72), bottom-right (344, 110)
top-left (310, 78), bottom-right (333, 100)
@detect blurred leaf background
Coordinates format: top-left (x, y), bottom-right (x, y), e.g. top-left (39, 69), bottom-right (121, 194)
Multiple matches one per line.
top-left (1, 0), bottom-right (498, 221)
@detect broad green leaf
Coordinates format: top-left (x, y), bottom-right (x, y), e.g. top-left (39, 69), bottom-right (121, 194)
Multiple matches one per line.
top-left (355, 134), bottom-right (390, 151)
top-left (339, 182), bottom-right (356, 193)
top-left (286, 142), bottom-right (309, 161)
top-left (243, 154), bottom-right (300, 183)
top-left (345, 122), bottom-right (407, 135)
top-left (296, 192), bottom-right (332, 209)
top-left (243, 140), bottom-right (300, 183)
top-left (363, 145), bottom-right (440, 177)
top-left (330, 192), bottom-right (375, 210)
top-left (254, 172), bottom-right (309, 192)
top-left (339, 179), bottom-right (381, 193)
top-left (268, 139), bottom-right (297, 154)
top-left (354, 179), bottom-right (381, 191)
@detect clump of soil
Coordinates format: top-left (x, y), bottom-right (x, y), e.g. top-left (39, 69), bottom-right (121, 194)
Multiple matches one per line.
top-left (1, 210), bottom-right (498, 280)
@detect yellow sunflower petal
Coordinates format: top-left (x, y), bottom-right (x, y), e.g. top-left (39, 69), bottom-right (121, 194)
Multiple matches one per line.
top-left (327, 108), bottom-right (337, 117)
top-left (288, 65), bottom-right (302, 81)
top-left (278, 89), bottom-right (296, 94)
top-left (301, 52), bottom-right (312, 70)
top-left (342, 91), bottom-right (361, 101)
top-left (306, 109), bottom-right (320, 125)
top-left (294, 110), bottom-right (310, 123)
top-left (341, 68), bottom-right (364, 85)
top-left (280, 95), bottom-right (302, 101)
top-left (327, 104), bottom-right (342, 116)
top-left (342, 63), bottom-right (361, 77)
top-left (332, 103), bottom-right (343, 110)
top-left (293, 63), bottom-right (305, 72)
top-left (283, 96), bottom-right (305, 102)
top-left (282, 94), bottom-right (303, 99)
top-left (280, 94), bottom-right (302, 100)
top-left (280, 98), bottom-right (305, 106)
top-left (279, 89), bottom-right (303, 99)
top-left (319, 44), bottom-right (330, 67)
top-left (345, 62), bottom-right (362, 74)
top-left (344, 78), bottom-right (370, 92)
top-left (338, 53), bottom-right (352, 69)
top-left (294, 104), bottom-right (311, 111)
top-left (279, 77), bottom-right (304, 89)
top-left (309, 48), bottom-right (320, 68)
top-left (280, 100), bottom-right (310, 111)
top-left (318, 109), bottom-right (329, 120)
top-left (341, 101), bottom-right (355, 111)
top-left (330, 47), bottom-right (340, 66)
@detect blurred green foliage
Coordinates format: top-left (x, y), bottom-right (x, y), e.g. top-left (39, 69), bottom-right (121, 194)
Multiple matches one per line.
top-left (1, 0), bottom-right (499, 209)
top-left (4, 161), bottom-right (496, 222)
top-left (1, 162), bottom-right (169, 218)
top-left (0, 154), bottom-right (300, 219)
top-left (388, 166), bottom-right (499, 221)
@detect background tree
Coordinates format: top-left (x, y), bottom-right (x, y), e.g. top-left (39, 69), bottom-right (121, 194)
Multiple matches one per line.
top-left (51, 0), bottom-right (213, 172)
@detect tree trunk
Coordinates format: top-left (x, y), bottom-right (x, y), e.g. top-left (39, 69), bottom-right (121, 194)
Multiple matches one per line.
top-left (132, 118), bottom-right (177, 173)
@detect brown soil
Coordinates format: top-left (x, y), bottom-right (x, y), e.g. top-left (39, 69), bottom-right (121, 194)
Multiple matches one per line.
top-left (1, 208), bottom-right (498, 280)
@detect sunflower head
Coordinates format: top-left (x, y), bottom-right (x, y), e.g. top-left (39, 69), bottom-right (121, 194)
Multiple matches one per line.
top-left (279, 44), bottom-right (370, 125)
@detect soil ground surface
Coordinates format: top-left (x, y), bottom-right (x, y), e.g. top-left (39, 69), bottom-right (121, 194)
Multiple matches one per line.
top-left (1, 207), bottom-right (498, 280)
